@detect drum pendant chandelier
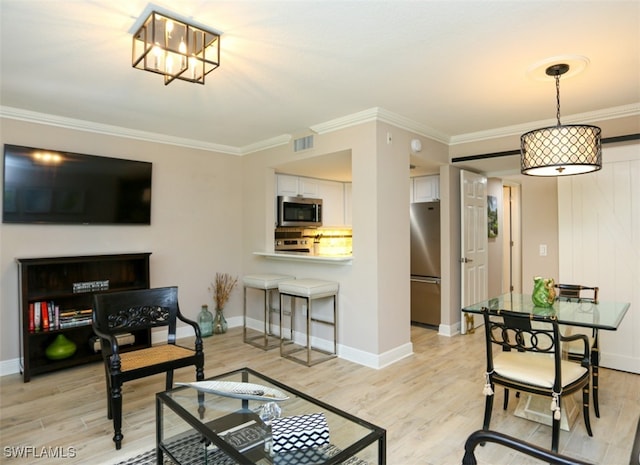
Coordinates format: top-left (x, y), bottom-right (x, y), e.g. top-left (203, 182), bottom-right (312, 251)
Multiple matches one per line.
top-left (520, 64), bottom-right (602, 176)
top-left (132, 11), bottom-right (220, 85)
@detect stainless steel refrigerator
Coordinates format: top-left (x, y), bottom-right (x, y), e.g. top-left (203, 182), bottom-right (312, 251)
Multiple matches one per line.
top-left (410, 201), bottom-right (441, 326)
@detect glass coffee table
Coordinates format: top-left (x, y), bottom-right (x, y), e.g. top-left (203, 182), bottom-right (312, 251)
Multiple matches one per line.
top-left (156, 367), bottom-right (386, 464)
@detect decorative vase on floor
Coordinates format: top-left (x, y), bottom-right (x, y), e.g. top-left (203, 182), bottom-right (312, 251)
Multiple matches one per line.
top-left (198, 305), bottom-right (214, 337)
top-left (532, 276), bottom-right (556, 308)
top-left (45, 334), bottom-right (77, 360)
top-left (213, 308), bottom-right (228, 334)
top-left (210, 273), bottom-right (238, 333)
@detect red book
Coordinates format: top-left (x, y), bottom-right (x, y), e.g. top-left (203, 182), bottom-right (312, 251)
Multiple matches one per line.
top-left (41, 301), bottom-right (50, 330)
top-left (29, 302), bottom-right (35, 332)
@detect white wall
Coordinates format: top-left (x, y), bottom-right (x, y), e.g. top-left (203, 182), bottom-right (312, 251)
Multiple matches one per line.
top-left (239, 121), bottom-right (450, 367)
top-left (6, 110), bottom-right (618, 374)
top-left (1, 113), bottom-right (451, 373)
top-left (519, 176), bottom-right (560, 293)
top-left (439, 164), bottom-right (462, 335)
top-left (0, 118), bottom-right (244, 371)
top-left (558, 142), bottom-right (640, 373)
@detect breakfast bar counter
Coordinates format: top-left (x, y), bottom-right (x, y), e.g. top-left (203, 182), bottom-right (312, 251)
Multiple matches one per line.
top-left (253, 252), bottom-right (352, 265)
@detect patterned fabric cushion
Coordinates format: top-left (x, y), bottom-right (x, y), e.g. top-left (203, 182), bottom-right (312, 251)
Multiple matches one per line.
top-left (271, 413), bottom-right (330, 453)
top-left (274, 443), bottom-right (369, 465)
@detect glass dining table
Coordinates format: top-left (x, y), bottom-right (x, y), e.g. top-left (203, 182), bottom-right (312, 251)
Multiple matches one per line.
top-left (462, 292), bottom-right (631, 431)
top-left (462, 292), bottom-right (630, 330)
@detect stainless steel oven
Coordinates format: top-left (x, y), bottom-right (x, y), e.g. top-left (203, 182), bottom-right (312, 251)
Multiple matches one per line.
top-left (277, 196), bottom-right (322, 227)
top-left (274, 228), bottom-right (311, 253)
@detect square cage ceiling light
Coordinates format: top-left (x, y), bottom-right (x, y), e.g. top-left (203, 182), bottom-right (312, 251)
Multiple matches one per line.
top-left (132, 11), bottom-right (220, 85)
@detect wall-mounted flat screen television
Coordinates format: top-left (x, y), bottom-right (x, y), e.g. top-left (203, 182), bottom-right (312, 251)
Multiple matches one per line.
top-left (3, 144), bottom-right (152, 225)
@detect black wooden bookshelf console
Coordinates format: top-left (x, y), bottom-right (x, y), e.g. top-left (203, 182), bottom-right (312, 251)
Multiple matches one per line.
top-left (16, 253), bottom-right (152, 382)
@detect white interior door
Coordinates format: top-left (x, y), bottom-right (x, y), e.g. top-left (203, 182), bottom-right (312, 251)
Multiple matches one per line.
top-left (460, 170), bottom-right (488, 334)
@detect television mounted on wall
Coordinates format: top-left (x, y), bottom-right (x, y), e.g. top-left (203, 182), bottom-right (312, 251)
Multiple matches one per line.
top-left (3, 144), bottom-right (152, 225)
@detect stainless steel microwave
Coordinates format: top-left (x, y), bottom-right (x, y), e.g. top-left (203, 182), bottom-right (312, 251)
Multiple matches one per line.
top-left (277, 196), bottom-right (322, 227)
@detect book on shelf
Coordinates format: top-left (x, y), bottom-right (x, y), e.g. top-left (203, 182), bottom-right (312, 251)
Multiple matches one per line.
top-left (58, 309), bottom-right (92, 318)
top-left (59, 309), bottom-right (92, 328)
top-left (28, 303), bottom-right (92, 332)
top-left (41, 302), bottom-right (50, 330)
top-left (58, 317), bottom-right (92, 329)
top-left (33, 302), bottom-right (41, 331)
top-left (29, 302), bottom-right (35, 332)
top-left (54, 304), bottom-right (60, 328)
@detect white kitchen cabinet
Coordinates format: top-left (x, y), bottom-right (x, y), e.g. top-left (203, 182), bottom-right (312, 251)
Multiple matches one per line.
top-left (275, 174), bottom-right (351, 226)
top-left (412, 175), bottom-right (440, 203)
top-left (276, 174), bottom-right (299, 197)
top-left (317, 179), bottom-right (345, 227)
top-left (276, 174), bottom-right (319, 197)
top-left (298, 178), bottom-right (320, 197)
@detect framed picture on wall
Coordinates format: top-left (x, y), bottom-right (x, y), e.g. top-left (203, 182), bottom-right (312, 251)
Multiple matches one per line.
top-left (488, 195), bottom-right (498, 238)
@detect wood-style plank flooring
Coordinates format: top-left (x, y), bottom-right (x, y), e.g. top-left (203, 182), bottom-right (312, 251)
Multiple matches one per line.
top-left (1, 325), bottom-right (638, 465)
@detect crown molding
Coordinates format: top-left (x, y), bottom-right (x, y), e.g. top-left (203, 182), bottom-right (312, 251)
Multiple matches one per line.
top-left (3, 103), bottom-right (637, 155)
top-left (449, 103), bottom-right (640, 146)
top-left (0, 106), bottom-right (242, 155)
top-left (240, 134), bottom-right (293, 154)
top-left (310, 107), bottom-right (451, 144)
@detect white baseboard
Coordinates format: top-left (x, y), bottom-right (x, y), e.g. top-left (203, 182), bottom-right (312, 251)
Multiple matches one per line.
top-left (438, 321), bottom-right (460, 337)
top-left (340, 341), bottom-right (414, 369)
top-left (245, 316), bottom-right (415, 369)
top-left (1, 317), bottom-right (416, 377)
top-left (0, 358), bottom-right (21, 378)
top-left (601, 353), bottom-right (640, 374)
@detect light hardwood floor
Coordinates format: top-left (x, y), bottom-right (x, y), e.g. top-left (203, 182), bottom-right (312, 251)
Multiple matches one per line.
top-left (1, 325), bottom-right (638, 465)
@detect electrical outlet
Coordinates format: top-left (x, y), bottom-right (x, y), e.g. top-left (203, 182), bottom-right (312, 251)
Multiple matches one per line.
top-left (539, 244), bottom-right (547, 256)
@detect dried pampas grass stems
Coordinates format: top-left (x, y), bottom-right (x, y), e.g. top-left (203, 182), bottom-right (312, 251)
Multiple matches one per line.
top-left (209, 273), bottom-right (238, 310)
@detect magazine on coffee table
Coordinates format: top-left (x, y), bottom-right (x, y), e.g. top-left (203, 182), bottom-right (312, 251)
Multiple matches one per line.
top-left (206, 410), bottom-right (268, 455)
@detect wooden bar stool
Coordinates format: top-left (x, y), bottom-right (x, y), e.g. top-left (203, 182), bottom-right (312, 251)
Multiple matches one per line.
top-left (243, 274), bottom-right (295, 350)
top-left (278, 278), bottom-right (338, 366)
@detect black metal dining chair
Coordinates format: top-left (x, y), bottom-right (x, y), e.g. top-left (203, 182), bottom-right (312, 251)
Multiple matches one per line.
top-left (480, 307), bottom-right (593, 453)
top-left (462, 429), bottom-right (594, 465)
top-left (555, 283), bottom-right (601, 417)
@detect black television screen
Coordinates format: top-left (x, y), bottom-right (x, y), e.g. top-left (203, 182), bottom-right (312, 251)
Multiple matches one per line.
top-left (3, 144), bottom-right (152, 225)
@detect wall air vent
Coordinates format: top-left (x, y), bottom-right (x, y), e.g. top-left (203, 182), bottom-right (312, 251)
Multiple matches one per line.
top-left (294, 135), bottom-right (314, 152)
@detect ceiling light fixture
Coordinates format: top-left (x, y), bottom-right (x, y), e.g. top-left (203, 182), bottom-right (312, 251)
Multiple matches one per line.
top-left (520, 63), bottom-right (601, 176)
top-left (132, 11), bottom-right (220, 85)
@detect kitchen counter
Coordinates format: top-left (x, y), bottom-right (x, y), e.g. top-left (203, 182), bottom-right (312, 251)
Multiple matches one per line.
top-left (254, 251), bottom-right (352, 264)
